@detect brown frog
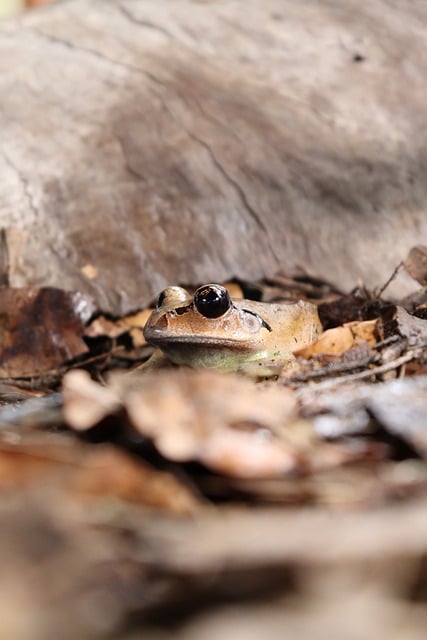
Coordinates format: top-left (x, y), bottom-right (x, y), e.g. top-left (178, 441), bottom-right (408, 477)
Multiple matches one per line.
top-left (143, 284), bottom-right (322, 374)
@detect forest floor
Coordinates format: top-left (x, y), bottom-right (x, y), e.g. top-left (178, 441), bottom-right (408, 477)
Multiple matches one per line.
top-left (0, 248), bottom-right (426, 639)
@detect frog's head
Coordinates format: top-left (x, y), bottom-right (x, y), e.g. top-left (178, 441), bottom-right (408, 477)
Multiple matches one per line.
top-left (143, 284), bottom-right (272, 368)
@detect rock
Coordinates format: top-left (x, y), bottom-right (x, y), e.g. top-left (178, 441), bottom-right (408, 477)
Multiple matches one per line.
top-left (1, 0), bottom-right (426, 313)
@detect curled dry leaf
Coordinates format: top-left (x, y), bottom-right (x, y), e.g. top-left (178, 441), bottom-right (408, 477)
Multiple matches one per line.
top-left (62, 369), bottom-right (121, 431)
top-left (0, 438), bottom-right (198, 514)
top-left (403, 245), bottom-right (427, 286)
top-left (295, 319), bottom-right (378, 358)
top-left (63, 369), bottom-right (302, 479)
top-left (0, 287), bottom-right (95, 378)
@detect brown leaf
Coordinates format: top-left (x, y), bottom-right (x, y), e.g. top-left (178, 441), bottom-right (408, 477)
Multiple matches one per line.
top-left (64, 370), bottom-right (389, 480)
top-left (403, 245), bottom-right (427, 286)
top-left (318, 290), bottom-right (383, 329)
top-left (85, 308), bottom-right (152, 343)
top-left (295, 320), bottom-right (378, 358)
top-left (379, 305), bottom-right (427, 345)
top-left (0, 438), bottom-right (198, 513)
top-left (0, 287), bottom-right (96, 378)
top-left (0, 439), bottom-right (75, 489)
top-left (84, 315), bottom-right (130, 339)
top-left (68, 447), bottom-right (199, 513)
top-left (62, 369), bottom-right (121, 431)
top-left (400, 288), bottom-right (427, 316)
top-left (64, 369), bottom-right (302, 479)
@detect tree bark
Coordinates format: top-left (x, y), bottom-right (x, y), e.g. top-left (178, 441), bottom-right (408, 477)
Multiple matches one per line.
top-left (1, 0), bottom-right (426, 314)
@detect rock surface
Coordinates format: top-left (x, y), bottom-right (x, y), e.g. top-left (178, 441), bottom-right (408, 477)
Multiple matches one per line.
top-left (0, 0), bottom-right (426, 313)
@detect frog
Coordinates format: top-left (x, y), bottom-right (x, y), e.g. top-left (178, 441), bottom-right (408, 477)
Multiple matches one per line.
top-left (142, 283), bottom-right (322, 375)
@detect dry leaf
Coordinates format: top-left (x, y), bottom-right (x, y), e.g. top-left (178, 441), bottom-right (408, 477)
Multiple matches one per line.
top-left (366, 376), bottom-right (427, 457)
top-left (221, 282), bottom-right (244, 299)
top-left (117, 370), bottom-right (300, 478)
top-left (62, 369), bottom-right (121, 430)
top-left (85, 308), bottom-right (152, 347)
top-left (68, 447), bottom-right (199, 513)
top-left (379, 305), bottom-right (427, 345)
top-left (0, 440), bottom-right (74, 489)
top-left (0, 438), bottom-right (198, 513)
top-left (63, 369), bottom-right (302, 479)
top-left (295, 319), bottom-right (378, 358)
top-left (394, 306), bottom-right (427, 344)
top-left (84, 315), bottom-right (130, 339)
top-left (0, 287), bottom-right (95, 378)
top-left (63, 369), bottom-right (384, 480)
top-left (403, 245), bottom-right (427, 286)
top-left (300, 375), bottom-right (427, 460)
top-left (318, 290), bottom-right (383, 329)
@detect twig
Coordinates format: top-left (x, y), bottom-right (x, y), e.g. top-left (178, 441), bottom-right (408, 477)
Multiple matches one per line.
top-left (283, 354), bottom-right (379, 384)
top-left (375, 262), bottom-right (403, 298)
top-left (372, 335), bottom-right (401, 349)
top-left (0, 344), bottom-right (128, 389)
top-left (0, 392), bottom-right (63, 428)
top-left (296, 350), bottom-right (421, 392)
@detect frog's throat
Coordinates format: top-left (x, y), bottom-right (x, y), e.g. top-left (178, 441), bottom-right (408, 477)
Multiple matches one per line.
top-left (158, 342), bottom-right (269, 370)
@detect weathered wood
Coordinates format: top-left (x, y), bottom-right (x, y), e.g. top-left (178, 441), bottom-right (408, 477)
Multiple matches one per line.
top-left (1, 0), bottom-right (427, 314)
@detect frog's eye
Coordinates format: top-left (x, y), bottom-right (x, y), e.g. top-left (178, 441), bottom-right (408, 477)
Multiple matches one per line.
top-left (194, 284), bottom-right (232, 318)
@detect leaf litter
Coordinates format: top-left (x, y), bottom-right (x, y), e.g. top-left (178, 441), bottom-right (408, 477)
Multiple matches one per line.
top-left (0, 263), bottom-right (426, 495)
top-left (0, 254), bottom-right (427, 636)
top-left (0, 287), bottom-right (95, 378)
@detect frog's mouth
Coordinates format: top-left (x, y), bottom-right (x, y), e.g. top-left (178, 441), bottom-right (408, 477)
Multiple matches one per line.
top-left (146, 333), bottom-right (256, 351)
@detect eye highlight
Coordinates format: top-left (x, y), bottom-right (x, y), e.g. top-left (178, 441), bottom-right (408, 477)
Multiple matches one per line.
top-left (194, 284), bottom-right (232, 318)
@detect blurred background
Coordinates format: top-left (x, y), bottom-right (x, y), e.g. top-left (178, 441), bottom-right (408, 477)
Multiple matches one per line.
top-left (0, 0), bottom-right (54, 18)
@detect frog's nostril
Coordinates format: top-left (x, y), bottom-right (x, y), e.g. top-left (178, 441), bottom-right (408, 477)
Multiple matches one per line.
top-left (153, 315), bottom-right (168, 330)
top-left (157, 290), bottom-right (167, 308)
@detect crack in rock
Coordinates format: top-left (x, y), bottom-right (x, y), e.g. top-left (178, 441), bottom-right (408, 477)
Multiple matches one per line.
top-left (0, 147), bottom-right (39, 222)
top-left (119, 3), bottom-right (174, 39)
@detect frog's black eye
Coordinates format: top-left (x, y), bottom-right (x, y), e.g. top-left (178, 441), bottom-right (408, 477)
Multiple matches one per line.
top-left (194, 284), bottom-right (232, 318)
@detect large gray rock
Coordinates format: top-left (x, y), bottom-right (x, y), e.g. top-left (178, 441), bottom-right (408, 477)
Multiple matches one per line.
top-left (0, 0), bottom-right (426, 313)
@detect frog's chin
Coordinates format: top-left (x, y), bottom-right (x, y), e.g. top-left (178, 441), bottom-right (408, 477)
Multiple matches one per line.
top-left (156, 342), bottom-right (268, 372)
